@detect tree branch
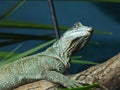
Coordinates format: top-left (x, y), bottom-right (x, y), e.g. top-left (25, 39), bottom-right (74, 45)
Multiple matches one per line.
top-left (14, 53), bottom-right (120, 90)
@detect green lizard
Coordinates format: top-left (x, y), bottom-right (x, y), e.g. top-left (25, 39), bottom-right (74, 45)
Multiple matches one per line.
top-left (0, 22), bottom-right (92, 90)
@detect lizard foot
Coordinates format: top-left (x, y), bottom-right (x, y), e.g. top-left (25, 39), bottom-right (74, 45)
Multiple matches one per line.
top-left (63, 79), bottom-right (83, 89)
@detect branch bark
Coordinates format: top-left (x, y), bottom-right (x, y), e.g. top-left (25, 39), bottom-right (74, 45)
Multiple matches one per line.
top-left (14, 53), bottom-right (120, 90)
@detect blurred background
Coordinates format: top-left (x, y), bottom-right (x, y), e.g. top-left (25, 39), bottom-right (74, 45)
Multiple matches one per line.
top-left (0, 0), bottom-right (120, 74)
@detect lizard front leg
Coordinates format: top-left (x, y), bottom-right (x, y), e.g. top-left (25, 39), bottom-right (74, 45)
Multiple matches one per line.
top-left (24, 70), bottom-right (82, 89)
top-left (43, 71), bottom-right (83, 89)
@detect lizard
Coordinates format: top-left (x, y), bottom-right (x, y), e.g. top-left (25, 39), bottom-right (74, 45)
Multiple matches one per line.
top-left (0, 22), bottom-right (93, 90)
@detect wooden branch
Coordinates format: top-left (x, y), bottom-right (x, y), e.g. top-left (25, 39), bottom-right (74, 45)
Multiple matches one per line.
top-left (14, 53), bottom-right (120, 90)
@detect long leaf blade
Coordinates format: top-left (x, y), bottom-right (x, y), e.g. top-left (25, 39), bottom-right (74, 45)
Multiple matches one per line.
top-left (62, 83), bottom-right (99, 90)
top-left (71, 59), bottom-right (98, 65)
top-left (0, 52), bottom-right (18, 60)
top-left (0, 33), bottom-right (54, 40)
top-left (0, 0), bottom-right (25, 19)
top-left (0, 20), bottom-right (111, 35)
top-left (0, 39), bottom-right (25, 47)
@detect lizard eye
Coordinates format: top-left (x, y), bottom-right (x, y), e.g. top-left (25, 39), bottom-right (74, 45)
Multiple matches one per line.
top-left (68, 22), bottom-right (83, 31)
top-left (73, 22), bottom-right (83, 28)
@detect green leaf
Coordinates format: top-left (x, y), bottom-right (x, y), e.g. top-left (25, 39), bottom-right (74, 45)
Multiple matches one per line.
top-left (71, 56), bottom-right (82, 59)
top-left (0, 33), bottom-right (54, 47)
top-left (94, 29), bottom-right (112, 35)
top-left (71, 59), bottom-right (98, 65)
top-left (0, 20), bottom-right (111, 35)
top-left (0, 33), bottom-right (54, 40)
top-left (0, 0), bottom-right (25, 19)
top-left (0, 20), bottom-right (66, 30)
top-left (0, 39), bottom-right (56, 66)
top-left (62, 83), bottom-right (99, 90)
top-left (0, 52), bottom-right (18, 60)
top-left (0, 39), bottom-right (25, 47)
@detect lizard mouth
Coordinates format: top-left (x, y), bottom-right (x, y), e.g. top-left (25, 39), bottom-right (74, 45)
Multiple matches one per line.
top-left (88, 27), bottom-right (93, 37)
top-left (87, 27), bottom-right (92, 32)
top-left (87, 27), bottom-right (93, 36)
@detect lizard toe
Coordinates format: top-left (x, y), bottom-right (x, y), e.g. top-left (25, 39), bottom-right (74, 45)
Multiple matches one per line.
top-left (63, 79), bottom-right (82, 89)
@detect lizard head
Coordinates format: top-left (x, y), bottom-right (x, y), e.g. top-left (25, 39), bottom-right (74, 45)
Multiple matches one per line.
top-left (51, 22), bottom-right (92, 66)
top-left (57, 22), bottom-right (93, 65)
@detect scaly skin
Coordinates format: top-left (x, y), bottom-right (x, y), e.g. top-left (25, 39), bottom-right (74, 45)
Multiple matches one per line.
top-left (0, 22), bottom-right (92, 90)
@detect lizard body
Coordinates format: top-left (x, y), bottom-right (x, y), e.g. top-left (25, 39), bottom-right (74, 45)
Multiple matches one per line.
top-left (0, 22), bottom-right (92, 90)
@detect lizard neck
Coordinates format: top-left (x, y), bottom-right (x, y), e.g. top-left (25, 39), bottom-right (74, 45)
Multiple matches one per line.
top-left (43, 43), bottom-right (70, 66)
top-left (50, 39), bottom-right (74, 66)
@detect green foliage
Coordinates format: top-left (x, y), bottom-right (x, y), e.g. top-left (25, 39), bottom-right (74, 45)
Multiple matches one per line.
top-left (0, 33), bottom-right (54, 40)
top-left (0, 20), bottom-right (111, 47)
top-left (71, 59), bottom-right (98, 65)
top-left (62, 83), bottom-right (99, 90)
top-left (0, 39), bottom-right (25, 47)
top-left (0, 51), bottom-right (18, 60)
top-left (0, 20), bottom-right (112, 35)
